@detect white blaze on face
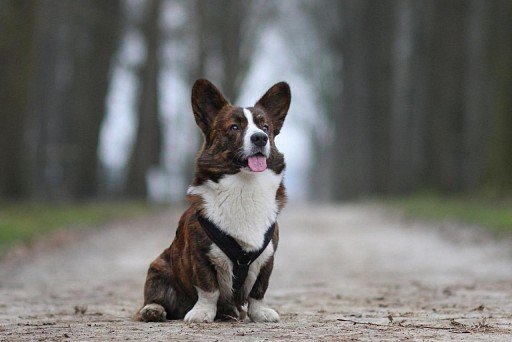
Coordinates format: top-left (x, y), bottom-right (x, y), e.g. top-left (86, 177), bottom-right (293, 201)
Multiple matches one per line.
top-left (243, 108), bottom-right (270, 158)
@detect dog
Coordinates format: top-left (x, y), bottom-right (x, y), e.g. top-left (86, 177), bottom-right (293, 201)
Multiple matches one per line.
top-left (136, 79), bottom-right (291, 323)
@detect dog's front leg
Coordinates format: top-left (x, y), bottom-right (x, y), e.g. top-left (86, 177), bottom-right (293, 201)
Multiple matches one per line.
top-left (247, 257), bottom-right (279, 322)
top-left (184, 286), bottom-right (219, 323)
top-left (184, 251), bottom-right (220, 323)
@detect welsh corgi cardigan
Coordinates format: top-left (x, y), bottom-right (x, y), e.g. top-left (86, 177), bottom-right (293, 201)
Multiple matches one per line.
top-left (137, 79), bottom-right (291, 323)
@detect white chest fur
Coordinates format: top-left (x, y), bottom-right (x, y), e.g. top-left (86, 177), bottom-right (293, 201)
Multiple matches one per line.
top-left (188, 169), bottom-right (282, 251)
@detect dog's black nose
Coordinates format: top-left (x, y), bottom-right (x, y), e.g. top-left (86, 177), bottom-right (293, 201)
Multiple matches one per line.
top-left (251, 132), bottom-right (268, 147)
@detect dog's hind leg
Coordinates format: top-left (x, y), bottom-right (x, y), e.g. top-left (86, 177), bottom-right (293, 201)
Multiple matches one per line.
top-left (136, 255), bottom-right (176, 322)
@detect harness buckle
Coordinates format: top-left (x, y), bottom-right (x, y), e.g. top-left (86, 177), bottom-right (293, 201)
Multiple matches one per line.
top-left (237, 259), bottom-right (252, 266)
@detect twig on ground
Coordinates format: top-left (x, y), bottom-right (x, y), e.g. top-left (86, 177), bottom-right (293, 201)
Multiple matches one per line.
top-left (336, 317), bottom-right (470, 332)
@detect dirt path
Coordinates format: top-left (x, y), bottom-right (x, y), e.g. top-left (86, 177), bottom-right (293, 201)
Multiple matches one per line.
top-left (1, 204), bottom-right (511, 341)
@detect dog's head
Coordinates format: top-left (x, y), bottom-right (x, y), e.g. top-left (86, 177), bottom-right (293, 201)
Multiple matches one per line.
top-left (191, 79), bottom-right (291, 184)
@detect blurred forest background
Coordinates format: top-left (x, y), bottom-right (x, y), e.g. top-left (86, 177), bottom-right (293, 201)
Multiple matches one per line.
top-left (1, 0), bottom-right (511, 205)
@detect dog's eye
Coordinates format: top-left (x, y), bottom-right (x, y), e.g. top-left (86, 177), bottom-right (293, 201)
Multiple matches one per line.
top-left (262, 124), bottom-right (269, 132)
top-left (230, 124), bottom-right (239, 131)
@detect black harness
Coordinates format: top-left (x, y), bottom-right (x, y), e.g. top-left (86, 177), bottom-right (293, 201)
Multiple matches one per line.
top-left (196, 212), bottom-right (275, 305)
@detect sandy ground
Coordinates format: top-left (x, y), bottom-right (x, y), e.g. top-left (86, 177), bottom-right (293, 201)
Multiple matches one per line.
top-left (0, 204), bottom-right (511, 341)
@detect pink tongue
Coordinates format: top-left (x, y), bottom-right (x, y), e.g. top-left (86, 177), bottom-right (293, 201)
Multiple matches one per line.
top-left (247, 155), bottom-right (267, 172)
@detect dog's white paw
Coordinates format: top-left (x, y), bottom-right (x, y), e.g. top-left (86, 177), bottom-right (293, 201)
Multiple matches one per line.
top-left (139, 303), bottom-right (166, 322)
top-left (184, 306), bottom-right (216, 323)
top-left (184, 288), bottom-right (219, 323)
top-left (248, 299), bottom-right (280, 322)
top-left (249, 306), bottom-right (279, 322)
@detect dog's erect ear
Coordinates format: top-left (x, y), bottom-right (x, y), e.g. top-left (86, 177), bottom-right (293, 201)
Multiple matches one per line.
top-left (191, 79), bottom-right (229, 135)
top-left (254, 82), bottom-right (291, 136)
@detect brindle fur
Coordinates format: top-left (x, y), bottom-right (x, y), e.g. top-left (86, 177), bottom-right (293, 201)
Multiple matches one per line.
top-left (137, 79), bottom-right (290, 322)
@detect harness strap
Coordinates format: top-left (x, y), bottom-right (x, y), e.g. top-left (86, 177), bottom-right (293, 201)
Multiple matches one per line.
top-left (196, 212), bottom-right (275, 305)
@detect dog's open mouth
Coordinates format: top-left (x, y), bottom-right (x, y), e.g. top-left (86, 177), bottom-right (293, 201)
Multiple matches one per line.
top-left (246, 152), bottom-right (267, 172)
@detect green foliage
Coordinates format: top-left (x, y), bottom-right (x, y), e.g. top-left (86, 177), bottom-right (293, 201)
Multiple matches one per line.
top-left (0, 201), bottom-right (156, 256)
top-left (387, 193), bottom-right (512, 236)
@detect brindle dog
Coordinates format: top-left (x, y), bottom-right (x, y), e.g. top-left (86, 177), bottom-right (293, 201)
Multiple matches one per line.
top-left (136, 79), bottom-right (291, 323)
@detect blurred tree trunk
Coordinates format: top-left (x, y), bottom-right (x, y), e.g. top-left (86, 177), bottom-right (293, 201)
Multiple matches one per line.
top-left (126, 0), bottom-right (163, 198)
top-left (190, 0), bottom-right (257, 102)
top-left (26, 0), bottom-right (64, 200)
top-left (332, 0), bottom-right (394, 200)
top-left (62, 0), bottom-right (121, 199)
top-left (487, 0), bottom-right (512, 193)
top-left (308, 79), bottom-right (338, 201)
top-left (300, 1), bottom-right (342, 201)
top-left (190, 0), bottom-right (208, 83)
top-left (462, 0), bottom-right (492, 189)
top-left (333, 0), bottom-right (371, 200)
top-left (367, 2), bottom-right (394, 194)
top-left (0, 0), bottom-right (35, 198)
top-left (423, 1), bottom-right (468, 193)
top-left (389, 0), bottom-right (425, 194)
top-left (181, 0), bottom-right (210, 189)
top-left (217, 0), bottom-right (253, 102)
